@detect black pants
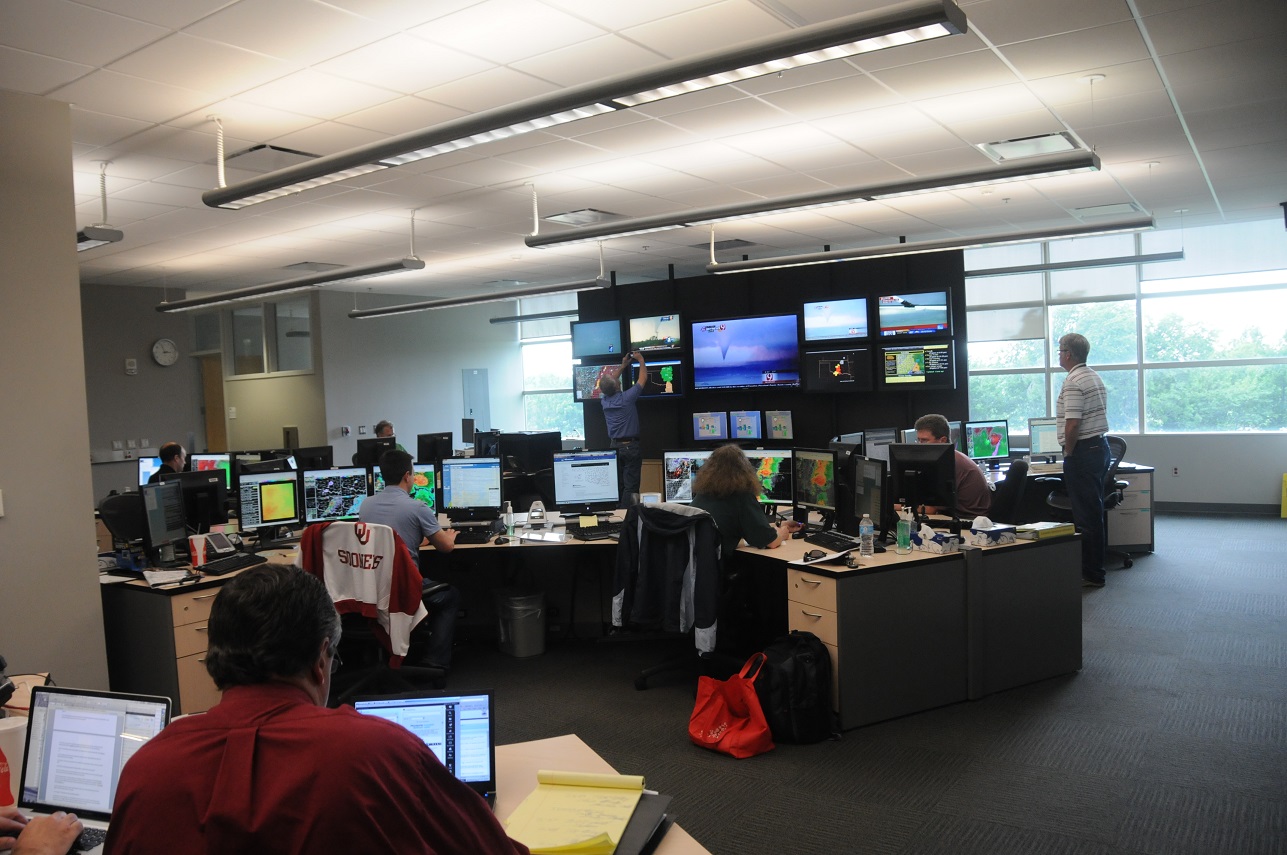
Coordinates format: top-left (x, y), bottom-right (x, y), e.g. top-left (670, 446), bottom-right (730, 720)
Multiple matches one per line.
top-left (614, 441), bottom-right (642, 507)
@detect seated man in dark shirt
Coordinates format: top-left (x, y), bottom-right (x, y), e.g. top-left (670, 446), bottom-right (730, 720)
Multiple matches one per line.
top-left (911, 413), bottom-right (992, 518)
top-left (105, 565), bottom-right (527, 855)
top-left (146, 442), bottom-right (186, 484)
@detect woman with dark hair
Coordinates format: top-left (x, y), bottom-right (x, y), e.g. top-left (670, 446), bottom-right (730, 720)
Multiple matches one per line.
top-left (692, 444), bottom-right (800, 556)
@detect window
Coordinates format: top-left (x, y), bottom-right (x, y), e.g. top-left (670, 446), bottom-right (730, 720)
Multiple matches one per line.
top-left (964, 220), bottom-right (1287, 434)
top-left (519, 294), bottom-right (583, 439)
top-left (226, 295), bottom-right (315, 377)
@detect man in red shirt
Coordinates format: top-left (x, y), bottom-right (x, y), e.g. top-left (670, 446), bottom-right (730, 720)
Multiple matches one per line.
top-left (106, 565), bottom-right (528, 855)
top-left (912, 413), bottom-right (992, 518)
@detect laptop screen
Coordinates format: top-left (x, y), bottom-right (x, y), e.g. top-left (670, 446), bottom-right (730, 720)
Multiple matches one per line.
top-left (19, 686), bottom-right (171, 823)
top-left (353, 690), bottom-right (496, 804)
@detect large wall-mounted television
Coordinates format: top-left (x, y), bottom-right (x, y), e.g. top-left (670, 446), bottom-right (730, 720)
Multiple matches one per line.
top-left (802, 297), bottom-right (868, 342)
top-left (570, 319), bottom-right (623, 360)
top-left (573, 363), bottom-right (618, 401)
top-left (879, 342), bottom-right (956, 390)
top-left (630, 358), bottom-right (684, 398)
top-left (803, 347), bottom-right (874, 393)
top-left (628, 314), bottom-right (682, 353)
top-left (691, 313), bottom-right (801, 391)
top-left (876, 289), bottom-right (951, 338)
top-left (692, 411), bottom-right (729, 442)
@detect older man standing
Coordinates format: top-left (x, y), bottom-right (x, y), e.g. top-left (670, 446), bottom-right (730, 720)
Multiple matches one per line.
top-left (1056, 332), bottom-right (1111, 588)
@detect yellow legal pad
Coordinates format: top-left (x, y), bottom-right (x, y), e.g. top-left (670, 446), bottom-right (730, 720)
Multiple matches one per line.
top-left (505, 769), bottom-right (645, 855)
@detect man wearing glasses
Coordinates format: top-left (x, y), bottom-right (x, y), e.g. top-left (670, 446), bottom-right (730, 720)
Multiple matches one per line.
top-left (911, 413), bottom-right (992, 518)
top-left (1056, 333), bottom-right (1111, 588)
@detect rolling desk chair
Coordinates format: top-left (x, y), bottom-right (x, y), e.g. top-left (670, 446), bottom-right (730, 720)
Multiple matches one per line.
top-left (1042, 435), bottom-right (1133, 569)
top-left (99, 491), bottom-right (146, 546)
top-left (988, 459), bottom-right (1029, 524)
top-left (298, 521), bottom-right (446, 705)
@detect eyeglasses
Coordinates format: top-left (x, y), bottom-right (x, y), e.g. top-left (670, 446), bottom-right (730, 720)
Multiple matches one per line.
top-left (328, 649), bottom-right (343, 674)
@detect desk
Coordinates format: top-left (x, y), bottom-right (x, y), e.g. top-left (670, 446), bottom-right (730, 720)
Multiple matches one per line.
top-left (735, 534), bottom-right (1082, 730)
top-left (497, 734), bottom-right (709, 855)
top-left (991, 460), bottom-right (1155, 553)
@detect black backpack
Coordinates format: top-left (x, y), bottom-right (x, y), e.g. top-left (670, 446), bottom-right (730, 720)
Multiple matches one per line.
top-left (754, 630), bottom-right (836, 743)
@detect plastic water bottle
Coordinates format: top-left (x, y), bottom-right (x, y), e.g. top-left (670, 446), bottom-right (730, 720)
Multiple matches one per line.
top-left (503, 501), bottom-right (515, 537)
top-left (859, 513), bottom-right (875, 558)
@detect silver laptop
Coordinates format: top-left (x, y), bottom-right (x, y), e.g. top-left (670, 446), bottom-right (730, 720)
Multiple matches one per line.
top-left (353, 689), bottom-right (497, 808)
top-left (18, 686), bottom-right (171, 853)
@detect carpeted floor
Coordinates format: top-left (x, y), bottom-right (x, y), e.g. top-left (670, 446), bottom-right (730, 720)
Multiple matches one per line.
top-left (449, 513), bottom-right (1287, 854)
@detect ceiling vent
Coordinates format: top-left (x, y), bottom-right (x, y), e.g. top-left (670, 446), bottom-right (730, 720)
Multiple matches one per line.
top-left (544, 209), bottom-right (624, 226)
top-left (977, 132), bottom-right (1079, 162)
top-left (1075, 202), bottom-right (1142, 218)
top-left (691, 239), bottom-right (758, 251)
top-left (224, 144), bottom-right (318, 172)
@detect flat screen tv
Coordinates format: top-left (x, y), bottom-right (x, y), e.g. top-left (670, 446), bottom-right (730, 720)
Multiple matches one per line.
top-left (876, 289), bottom-right (951, 337)
top-left (803, 347), bottom-right (874, 393)
top-left (802, 297), bottom-right (869, 342)
top-left (765, 410), bottom-right (794, 441)
top-left (629, 358), bottom-right (684, 398)
top-left (573, 363), bottom-right (618, 401)
top-left (570, 319), bottom-right (623, 360)
top-left (879, 341), bottom-right (955, 389)
top-left (691, 314), bottom-right (800, 391)
top-left (627, 314), bottom-right (682, 353)
top-left (730, 410), bottom-right (761, 441)
top-left (692, 411), bottom-right (729, 442)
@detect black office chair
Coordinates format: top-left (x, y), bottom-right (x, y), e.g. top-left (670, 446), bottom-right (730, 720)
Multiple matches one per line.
top-left (988, 459), bottom-right (1029, 524)
top-left (1044, 435), bottom-right (1133, 569)
top-left (610, 503), bottom-right (742, 689)
top-left (98, 491), bottom-right (146, 546)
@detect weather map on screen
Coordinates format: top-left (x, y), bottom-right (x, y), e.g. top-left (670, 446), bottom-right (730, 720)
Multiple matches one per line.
top-left (573, 363), bottom-right (618, 401)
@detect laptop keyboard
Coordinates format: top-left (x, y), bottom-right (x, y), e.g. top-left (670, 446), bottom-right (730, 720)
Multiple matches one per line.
top-left (201, 551), bottom-right (268, 577)
top-left (74, 827), bottom-right (107, 852)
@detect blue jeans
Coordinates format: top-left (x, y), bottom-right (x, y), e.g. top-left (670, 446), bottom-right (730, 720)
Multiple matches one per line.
top-left (417, 579), bottom-right (460, 668)
top-left (1064, 436), bottom-right (1109, 583)
top-left (614, 441), bottom-right (642, 507)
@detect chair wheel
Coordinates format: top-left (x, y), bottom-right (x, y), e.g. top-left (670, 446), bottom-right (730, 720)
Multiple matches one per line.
top-left (1124, 557), bottom-right (1133, 569)
top-left (634, 676), bottom-right (649, 691)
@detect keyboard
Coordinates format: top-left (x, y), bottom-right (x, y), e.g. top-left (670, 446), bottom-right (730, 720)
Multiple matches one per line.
top-left (565, 520), bottom-right (624, 541)
top-left (803, 529), bottom-right (860, 553)
top-left (1028, 461), bottom-right (1063, 474)
top-left (74, 826), bottom-right (106, 852)
top-left (201, 551), bottom-right (268, 577)
top-left (452, 526), bottom-right (497, 545)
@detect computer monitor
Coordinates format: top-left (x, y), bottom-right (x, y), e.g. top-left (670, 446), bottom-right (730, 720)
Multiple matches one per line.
top-left (879, 341), bottom-right (955, 389)
top-left (302, 466), bottom-right (370, 523)
top-left (802, 347), bottom-right (874, 393)
top-left (189, 453), bottom-right (231, 489)
top-left (158, 470), bottom-right (228, 533)
top-left (417, 431), bottom-right (454, 464)
top-left (551, 450), bottom-right (620, 515)
top-left (570, 319), bottom-right (623, 360)
top-left (900, 428), bottom-right (917, 444)
top-left (440, 457), bottom-right (503, 522)
top-left (137, 456), bottom-right (163, 486)
top-left (291, 445), bottom-right (334, 471)
top-left (630, 358), bottom-right (684, 398)
top-left (838, 453), bottom-right (888, 539)
top-left (499, 431), bottom-right (561, 474)
top-left (744, 449), bottom-right (793, 505)
top-left (1028, 416), bottom-right (1062, 462)
top-left (409, 463), bottom-right (436, 513)
top-left (765, 410), bottom-right (794, 441)
top-left (730, 410), bottom-right (761, 441)
top-left (831, 431), bottom-right (864, 458)
top-left (473, 429), bottom-right (501, 459)
top-left (863, 427), bottom-right (898, 464)
top-left (354, 436), bottom-right (396, 469)
top-left (661, 449), bottom-right (712, 503)
top-left (792, 447), bottom-right (838, 516)
top-left (692, 412), bottom-right (729, 442)
top-left (141, 480), bottom-right (187, 565)
top-left (948, 420), bottom-right (964, 452)
top-left (964, 419), bottom-right (1010, 466)
top-left (888, 442), bottom-right (957, 521)
top-left (240, 456), bottom-right (292, 475)
top-left (237, 470), bottom-right (302, 538)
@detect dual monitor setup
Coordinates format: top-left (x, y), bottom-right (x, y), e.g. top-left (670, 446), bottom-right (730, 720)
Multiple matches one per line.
top-left (571, 290), bottom-right (955, 401)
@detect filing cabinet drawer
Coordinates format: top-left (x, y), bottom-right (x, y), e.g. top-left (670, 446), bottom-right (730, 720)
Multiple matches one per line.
top-left (787, 568), bottom-right (837, 612)
top-left (176, 652), bottom-right (221, 714)
top-left (171, 588), bottom-right (220, 627)
top-left (788, 602), bottom-right (838, 646)
top-left (173, 621), bottom-right (210, 660)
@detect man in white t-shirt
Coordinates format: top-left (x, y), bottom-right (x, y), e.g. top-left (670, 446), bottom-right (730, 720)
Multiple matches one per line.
top-left (1056, 332), bottom-right (1111, 588)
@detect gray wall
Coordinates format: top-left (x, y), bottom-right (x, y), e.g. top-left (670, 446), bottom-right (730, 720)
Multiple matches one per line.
top-left (81, 283), bottom-right (203, 502)
top-left (318, 291), bottom-right (525, 463)
top-left (1123, 433), bottom-right (1287, 509)
top-left (0, 91), bottom-right (108, 687)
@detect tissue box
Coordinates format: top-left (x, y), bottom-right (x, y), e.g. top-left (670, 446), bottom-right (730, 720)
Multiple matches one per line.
top-left (910, 530), bottom-right (959, 554)
top-left (964, 524), bottom-right (1017, 547)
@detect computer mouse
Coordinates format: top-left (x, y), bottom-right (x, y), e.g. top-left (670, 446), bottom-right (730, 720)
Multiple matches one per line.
top-left (791, 529), bottom-right (807, 539)
top-left (494, 536), bottom-right (509, 545)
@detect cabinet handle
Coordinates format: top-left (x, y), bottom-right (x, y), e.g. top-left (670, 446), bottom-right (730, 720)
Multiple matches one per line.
top-left (800, 610), bottom-right (823, 619)
top-left (192, 594), bottom-right (218, 601)
top-left (197, 657), bottom-right (206, 663)
top-left (800, 577), bottom-right (822, 586)
top-left (195, 625), bottom-right (208, 634)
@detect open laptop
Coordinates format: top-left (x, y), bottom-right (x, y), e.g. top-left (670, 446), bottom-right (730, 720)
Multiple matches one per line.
top-left (18, 686), bottom-right (171, 854)
top-left (352, 689), bottom-right (497, 809)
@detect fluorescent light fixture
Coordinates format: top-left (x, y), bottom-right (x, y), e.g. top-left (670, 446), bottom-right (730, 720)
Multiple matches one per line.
top-left (976, 132), bottom-right (1078, 162)
top-left (349, 278), bottom-right (611, 319)
top-left (77, 226), bottom-right (123, 251)
top-left (526, 152), bottom-right (1100, 249)
top-left (156, 257), bottom-right (425, 313)
top-left (705, 217), bottom-right (1155, 274)
top-left (203, 0), bottom-right (967, 209)
top-left (489, 309), bottom-right (581, 325)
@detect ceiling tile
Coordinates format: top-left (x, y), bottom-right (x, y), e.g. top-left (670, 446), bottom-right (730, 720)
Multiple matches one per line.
top-left (868, 50), bottom-right (1017, 100)
top-left (235, 70), bottom-right (400, 119)
top-left (0, 0), bottom-right (167, 67)
top-left (760, 74), bottom-right (903, 121)
top-left (0, 45), bottom-right (92, 94)
top-left (1142, 1), bottom-right (1287, 55)
top-left (417, 66), bottom-right (559, 112)
top-left (621, 0), bottom-right (789, 58)
top-left (339, 96), bottom-right (468, 136)
top-left (69, 108), bottom-right (155, 148)
top-left (511, 35), bottom-right (667, 86)
top-left (317, 35), bottom-right (495, 94)
top-left (51, 70), bottom-right (215, 125)
top-left (106, 34), bottom-right (292, 96)
top-left (408, 0), bottom-right (607, 65)
top-left (966, 0), bottom-right (1132, 45)
top-left (1001, 22), bottom-right (1151, 80)
top-left (184, 0), bottom-right (388, 65)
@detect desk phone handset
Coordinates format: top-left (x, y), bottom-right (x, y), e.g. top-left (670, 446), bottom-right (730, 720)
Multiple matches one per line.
top-left (527, 501), bottom-right (546, 529)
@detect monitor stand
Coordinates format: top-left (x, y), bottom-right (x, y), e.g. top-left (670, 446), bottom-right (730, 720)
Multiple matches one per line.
top-left (253, 526), bottom-right (301, 552)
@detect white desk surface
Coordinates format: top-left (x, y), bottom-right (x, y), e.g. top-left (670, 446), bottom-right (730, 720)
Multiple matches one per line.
top-left (496, 734), bottom-right (709, 855)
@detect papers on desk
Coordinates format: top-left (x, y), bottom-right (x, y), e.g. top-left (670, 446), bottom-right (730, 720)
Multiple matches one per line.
top-left (521, 530), bottom-right (568, 544)
top-left (789, 548), bottom-right (855, 567)
top-left (505, 769), bottom-right (655, 855)
top-left (143, 569), bottom-right (197, 587)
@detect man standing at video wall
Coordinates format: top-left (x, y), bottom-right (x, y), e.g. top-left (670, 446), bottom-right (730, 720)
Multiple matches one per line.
top-left (597, 350), bottom-right (648, 507)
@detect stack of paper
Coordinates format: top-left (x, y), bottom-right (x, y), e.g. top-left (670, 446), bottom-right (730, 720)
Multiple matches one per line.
top-left (505, 770), bottom-right (658, 855)
top-left (1016, 521), bottom-right (1076, 540)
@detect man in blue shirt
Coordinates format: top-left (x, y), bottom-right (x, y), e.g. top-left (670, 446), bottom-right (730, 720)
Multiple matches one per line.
top-left (598, 350), bottom-right (647, 507)
top-left (359, 450), bottom-right (460, 669)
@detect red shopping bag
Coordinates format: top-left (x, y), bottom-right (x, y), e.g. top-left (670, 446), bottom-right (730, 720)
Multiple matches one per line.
top-left (688, 653), bottom-right (775, 758)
